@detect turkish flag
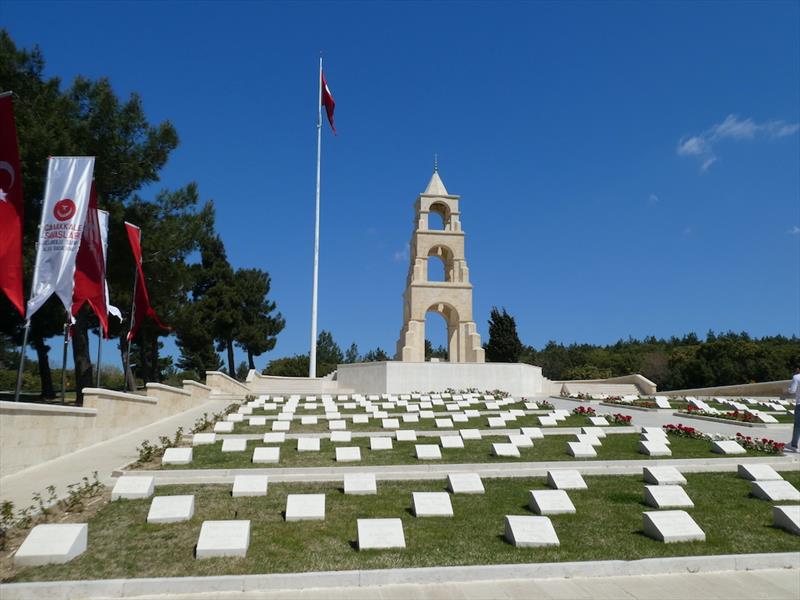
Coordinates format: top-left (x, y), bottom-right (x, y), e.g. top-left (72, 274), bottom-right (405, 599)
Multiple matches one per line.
top-left (0, 93), bottom-right (25, 316)
top-left (125, 221), bottom-right (168, 341)
top-left (72, 182), bottom-right (109, 335)
top-left (321, 71), bottom-right (336, 134)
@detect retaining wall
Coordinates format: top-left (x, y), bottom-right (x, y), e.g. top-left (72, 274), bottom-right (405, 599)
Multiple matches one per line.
top-left (0, 381), bottom-right (211, 478)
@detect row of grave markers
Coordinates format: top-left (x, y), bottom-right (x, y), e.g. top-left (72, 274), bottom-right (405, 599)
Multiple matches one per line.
top-left (14, 465), bottom-right (799, 566)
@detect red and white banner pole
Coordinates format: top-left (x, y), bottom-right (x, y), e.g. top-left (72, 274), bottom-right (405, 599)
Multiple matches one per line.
top-left (15, 156), bottom-right (95, 402)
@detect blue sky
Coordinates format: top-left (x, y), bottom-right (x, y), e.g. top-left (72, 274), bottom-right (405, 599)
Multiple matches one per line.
top-left (3, 1), bottom-right (799, 370)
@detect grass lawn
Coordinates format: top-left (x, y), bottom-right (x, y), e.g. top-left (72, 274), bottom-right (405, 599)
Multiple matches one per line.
top-left (9, 471), bottom-right (800, 582)
top-left (159, 433), bottom-right (773, 470)
top-left (230, 413), bottom-right (621, 435)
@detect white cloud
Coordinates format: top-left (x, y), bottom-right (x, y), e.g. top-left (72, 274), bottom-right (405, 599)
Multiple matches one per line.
top-left (647, 193), bottom-right (659, 205)
top-left (789, 225), bottom-right (800, 235)
top-left (677, 114), bottom-right (799, 171)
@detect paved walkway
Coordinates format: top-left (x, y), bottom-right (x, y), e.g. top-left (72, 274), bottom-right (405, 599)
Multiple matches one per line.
top-left (96, 569), bottom-right (800, 600)
top-left (0, 396), bottom-right (233, 510)
top-left (133, 454), bottom-right (800, 484)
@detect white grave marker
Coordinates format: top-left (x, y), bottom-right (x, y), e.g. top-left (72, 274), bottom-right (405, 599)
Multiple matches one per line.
top-left (529, 489), bottom-right (576, 515)
top-left (504, 516), bottom-right (559, 547)
top-left (547, 470), bottom-right (587, 490)
top-left (285, 494), bottom-right (326, 521)
top-left (357, 518), bottom-right (405, 549)
top-left (642, 510), bottom-right (705, 543)
top-left (416, 444), bottom-right (442, 460)
top-left (111, 476), bottom-right (154, 500)
top-left (412, 491), bottom-right (454, 517)
top-left (644, 485), bottom-right (694, 509)
top-left (252, 447), bottom-right (280, 464)
top-left (196, 520), bottom-right (250, 559)
top-left (232, 475), bottom-right (268, 497)
top-left (447, 473), bottom-right (484, 494)
top-left (13, 524), bottom-right (88, 566)
top-left (643, 466), bottom-right (686, 486)
top-left (147, 495), bottom-right (195, 524)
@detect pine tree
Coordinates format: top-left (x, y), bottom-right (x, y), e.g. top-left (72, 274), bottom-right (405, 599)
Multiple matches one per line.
top-left (485, 307), bottom-right (523, 363)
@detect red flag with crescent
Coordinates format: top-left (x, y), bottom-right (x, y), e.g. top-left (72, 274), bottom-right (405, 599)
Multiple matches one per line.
top-left (125, 222), bottom-right (168, 341)
top-left (0, 93), bottom-right (25, 316)
top-left (72, 182), bottom-right (109, 335)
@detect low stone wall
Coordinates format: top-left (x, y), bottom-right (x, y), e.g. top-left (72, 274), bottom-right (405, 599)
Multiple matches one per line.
top-left (0, 402), bottom-right (98, 476)
top-left (205, 371), bottom-right (251, 396)
top-left (336, 361), bottom-right (546, 396)
top-left (245, 371), bottom-right (344, 395)
top-left (555, 374), bottom-right (658, 396)
top-left (0, 380), bottom-right (212, 478)
top-left (659, 380), bottom-right (792, 399)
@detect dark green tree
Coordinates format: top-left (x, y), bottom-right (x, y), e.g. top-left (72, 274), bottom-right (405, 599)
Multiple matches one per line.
top-left (485, 307), bottom-right (523, 363)
top-left (316, 330), bottom-right (343, 366)
top-left (362, 347), bottom-right (390, 362)
top-left (233, 268), bottom-right (284, 371)
top-left (344, 343), bottom-right (359, 364)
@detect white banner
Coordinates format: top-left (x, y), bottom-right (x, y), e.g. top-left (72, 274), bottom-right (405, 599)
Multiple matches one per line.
top-left (97, 209), bottom-right (122, 321)
top-left (26, 156), bottom-right (95, 319)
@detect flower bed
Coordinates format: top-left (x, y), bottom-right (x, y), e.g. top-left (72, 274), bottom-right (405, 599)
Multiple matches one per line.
top-left (572, 406), bottom-right (596, 416)
top-left (539, 400), bottom-right (554, 410)
top-left (680, 406), bottom-right (760, 423)
top-left (662, 423), bottom-right (785, 455)
top-left (604, 398), bottom-right (658, 409)
top-left (610, 413), bottom-right (632, 425)
top-left (735, 433), bottom-right (785, 454)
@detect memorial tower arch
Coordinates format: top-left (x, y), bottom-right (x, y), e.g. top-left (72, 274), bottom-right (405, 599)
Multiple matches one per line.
top-left (395, 166), bottom-right (485, 363)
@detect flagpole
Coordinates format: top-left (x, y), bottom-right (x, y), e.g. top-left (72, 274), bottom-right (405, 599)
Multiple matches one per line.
top-left (123, 265), bottom-right (138, 392)
top-left (96, 328), bottom-right (103, 388)
top-left (14, 168), bottom-right (51, 402)
top-left (309, 54), bottom-right (323, 378)
top-left (13, 321), bottom-right (30, 402)
top-left (60, 318), bottom-right (69, 402)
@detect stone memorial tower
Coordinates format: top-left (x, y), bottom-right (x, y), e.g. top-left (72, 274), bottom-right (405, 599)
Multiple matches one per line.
top-left (395, 166), bottom-right (485, 363)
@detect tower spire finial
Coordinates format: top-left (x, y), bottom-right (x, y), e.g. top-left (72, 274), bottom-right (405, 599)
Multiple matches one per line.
top-left (434, 153), bottom-right (438, 173)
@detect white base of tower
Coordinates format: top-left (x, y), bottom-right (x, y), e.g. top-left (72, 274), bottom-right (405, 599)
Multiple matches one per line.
top-left (336, 361), bottom-right (549, 397)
